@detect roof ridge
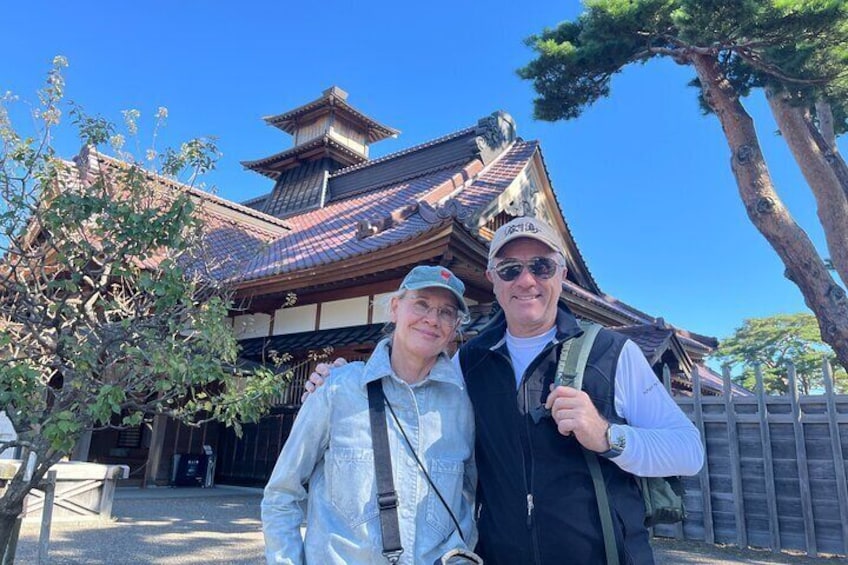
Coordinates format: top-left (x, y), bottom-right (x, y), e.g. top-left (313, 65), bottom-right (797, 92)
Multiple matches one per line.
top-left (330, 125), bottom-right (477, 177)
top-left (327, 159), bottom-right (471, 205)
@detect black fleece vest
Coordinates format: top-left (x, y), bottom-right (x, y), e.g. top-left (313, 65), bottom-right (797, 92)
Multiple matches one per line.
top-left (459, 304), bottom-right (654, 565)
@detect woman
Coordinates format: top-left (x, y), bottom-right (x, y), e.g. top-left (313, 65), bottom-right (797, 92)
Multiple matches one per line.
top-left (262, 265), bottom-right (477, 564)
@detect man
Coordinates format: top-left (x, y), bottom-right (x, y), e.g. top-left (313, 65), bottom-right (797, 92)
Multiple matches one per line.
top-left (307, 216), bottom-right (704, 564)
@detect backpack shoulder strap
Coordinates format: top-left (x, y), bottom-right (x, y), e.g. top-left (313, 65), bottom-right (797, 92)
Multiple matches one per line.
top-left (555, 320), bottom-right (603, 389)
top-left (555, 321), bottom-right (619, 565)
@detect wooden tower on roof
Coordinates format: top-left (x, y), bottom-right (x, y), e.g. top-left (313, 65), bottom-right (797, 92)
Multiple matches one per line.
top-left (241, 86), bottom-right (399, 218)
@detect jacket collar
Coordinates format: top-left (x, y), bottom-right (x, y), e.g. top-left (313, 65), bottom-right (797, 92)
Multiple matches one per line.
top-left (359, 337), bottom-right (465, 390)
top-left (474, 298), bottom-right (584, 351)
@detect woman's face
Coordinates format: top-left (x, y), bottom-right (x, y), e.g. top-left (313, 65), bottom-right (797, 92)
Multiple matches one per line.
top-left (389, 287), bottom-right (460, 363)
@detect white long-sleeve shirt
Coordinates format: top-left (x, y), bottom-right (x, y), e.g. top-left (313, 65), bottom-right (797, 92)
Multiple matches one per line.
top-left (453, 336), bottom-right (704, 478)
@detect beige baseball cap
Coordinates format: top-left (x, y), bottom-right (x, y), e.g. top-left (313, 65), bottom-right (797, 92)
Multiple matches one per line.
top-left (488, 216), bottom-right (565, 264)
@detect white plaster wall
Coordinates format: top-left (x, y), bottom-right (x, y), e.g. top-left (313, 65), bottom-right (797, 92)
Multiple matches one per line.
top-left (0, 412), bottom-right (16, 459)
top-left (273, 304), bottom-right (318, 335)
top-left (232, 313), bottom-right (272, 339)
top-left (371, 292), bottom-right (395, 324)
top-left (319, 296), bottom-right (369, 329)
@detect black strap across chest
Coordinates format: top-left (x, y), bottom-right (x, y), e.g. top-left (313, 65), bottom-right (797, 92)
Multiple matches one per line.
top-left (367, 379), bottom-right (404, 564)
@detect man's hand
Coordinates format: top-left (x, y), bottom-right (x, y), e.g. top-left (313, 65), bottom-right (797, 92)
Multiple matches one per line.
top-left (300, 358), bottom-right (348, 403)
top-left (544, 385), bottom-right (609, 453)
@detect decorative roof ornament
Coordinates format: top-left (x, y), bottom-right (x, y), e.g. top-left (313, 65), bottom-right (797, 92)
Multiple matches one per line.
top-left (471, 111), bottom-right (517, 165)
top-left (356, 203), bottom-right (419, 240)
top-left (418, 198), bottom-right (470, 224)
top-left (504, 174), bottom-right (541, 218)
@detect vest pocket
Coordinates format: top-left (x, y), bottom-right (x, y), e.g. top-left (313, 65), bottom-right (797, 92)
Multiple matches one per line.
top-left (425, 458), bottom-right (465, 539)
top-left (327, 447), bottom-right (379, 528)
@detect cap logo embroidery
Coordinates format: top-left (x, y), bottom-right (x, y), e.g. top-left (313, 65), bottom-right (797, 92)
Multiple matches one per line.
top-left (440, 269), bottom-right (451, 281)
top-left (506, 222), bottom-right (541, 236)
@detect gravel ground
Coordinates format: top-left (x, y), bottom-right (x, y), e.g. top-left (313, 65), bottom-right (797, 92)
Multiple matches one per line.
top-left (15, 486), bottom-right (844, 564)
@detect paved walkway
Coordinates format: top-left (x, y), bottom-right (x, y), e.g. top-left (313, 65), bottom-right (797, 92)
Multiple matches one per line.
top-left (16, 486), bottom-right (839, 564)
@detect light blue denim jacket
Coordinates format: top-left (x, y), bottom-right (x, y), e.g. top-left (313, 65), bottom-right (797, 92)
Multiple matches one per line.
top-left (261, 338), bottom-right (477, 564)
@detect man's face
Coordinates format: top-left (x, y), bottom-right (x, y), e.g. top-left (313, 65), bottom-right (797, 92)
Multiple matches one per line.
top-left (486, 238), bottom-right (566, 338)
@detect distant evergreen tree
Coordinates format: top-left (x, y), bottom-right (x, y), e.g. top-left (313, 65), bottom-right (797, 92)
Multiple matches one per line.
top-left (712, 313), bottom-right (847, 394)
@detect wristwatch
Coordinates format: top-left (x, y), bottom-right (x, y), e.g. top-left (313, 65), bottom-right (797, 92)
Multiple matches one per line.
top-left (599, 423), bottom-right (626, 459)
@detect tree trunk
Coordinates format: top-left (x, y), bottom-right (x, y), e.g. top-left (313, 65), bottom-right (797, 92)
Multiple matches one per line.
top-left (814, 99), bottom-right (836, 149)
top-left (809, 100), bottom-right (848, 212)
top-left (690, 53), bottom-right (848, 370)
top-left (0, 481), bottom-right (28, 564)
top-left (0, 449), bottom-right (62, 563)
top-left (766, 88), bottom-right (848, 288)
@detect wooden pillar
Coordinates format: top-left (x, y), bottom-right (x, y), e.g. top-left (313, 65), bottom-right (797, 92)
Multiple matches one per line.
top-left (691, 366), bottom-right (714, 544)
top-left (662, 363), bottom-right (672, 394)
top-left (722, 366), bottom-right (747, 549)
top-left (788, 364), bottom-right (816, 556)
top-left (36, 470), bottom-right (57, 565)
top-left (755, 365), bottom-right (780, 551)
top-left (70, 430), bottom-right (92, 462)
top-left (822, 359), bottom-right (848, 555)
top-left (143, 414), bottom-right (168, 488)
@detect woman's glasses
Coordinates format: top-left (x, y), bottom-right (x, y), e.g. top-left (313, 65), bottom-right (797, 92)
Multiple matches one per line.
top-left (403, 297), bottom-right (461, 325)
top-left (493, 256), bottom-right (561, 282)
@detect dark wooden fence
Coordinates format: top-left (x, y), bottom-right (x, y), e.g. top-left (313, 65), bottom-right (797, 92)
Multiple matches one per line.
top-left (659, 363), bottom-right (848, 557)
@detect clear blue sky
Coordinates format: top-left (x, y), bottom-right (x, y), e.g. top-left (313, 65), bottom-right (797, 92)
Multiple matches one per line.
top-left (2, 1), bottom-right (843, 343)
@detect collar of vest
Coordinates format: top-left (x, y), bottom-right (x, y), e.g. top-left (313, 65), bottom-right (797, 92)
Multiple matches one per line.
top-left (474, 298), bottom-right (584, 350)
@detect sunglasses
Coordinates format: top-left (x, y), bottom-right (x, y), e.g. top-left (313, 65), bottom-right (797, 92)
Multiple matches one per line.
top-left (492, 256), bottom-right (561, 282)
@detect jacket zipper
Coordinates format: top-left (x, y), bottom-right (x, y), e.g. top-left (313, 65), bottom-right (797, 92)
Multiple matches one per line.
top-left (522, 339), bottom-right (564, 565)
top-left (523, 375), bottom-right (543, 564)
top-left (494, 338), bottom-right (564, 565)
top-left (491, 348), bottom-right (535, 528)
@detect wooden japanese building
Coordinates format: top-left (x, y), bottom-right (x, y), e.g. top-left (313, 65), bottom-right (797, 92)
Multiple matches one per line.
top-left (77, 87), bottom-right (744, 486)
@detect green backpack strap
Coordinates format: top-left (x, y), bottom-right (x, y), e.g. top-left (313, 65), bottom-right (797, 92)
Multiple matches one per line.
top-left (555, 320), bottom-right (602, 389)
top-left (554, 321), bottom-right (619, 565)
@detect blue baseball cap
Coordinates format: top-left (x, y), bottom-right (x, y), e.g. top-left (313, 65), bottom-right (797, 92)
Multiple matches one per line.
top-left (399, 266), bottom-right (469, 317)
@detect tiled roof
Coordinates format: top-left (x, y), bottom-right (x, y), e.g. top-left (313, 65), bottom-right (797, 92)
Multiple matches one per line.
top-left (240, 323), bottom-right (386, 360)
top-left (454, 141), bottom-right (537, 211)
top-left (241, 136), bottom-right (365, 178)
top-left (614, 325), bottom-right (675, 366)
top-left (72, 147), bottom-right (287, 280)
top-left (331, 127), bottom-right (476, 177)
top-left (563, 280), bottom-right (648, 325)
top-left (237, 164), bottom-right (474, 281)
top-left (263, 87), bottom-right (399, 142)
top-left (327, 128), bottom-right (481, 202)
top-left (75, 147), bottom-right (290, 232)
top-left (235, 140), bottom-right (539, 282)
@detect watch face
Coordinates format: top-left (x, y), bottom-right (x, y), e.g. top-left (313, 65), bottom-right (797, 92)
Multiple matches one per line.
top-left (608, 425), bottom-right (626, 452)
top-left (612, 431), bottom-right (626, 451)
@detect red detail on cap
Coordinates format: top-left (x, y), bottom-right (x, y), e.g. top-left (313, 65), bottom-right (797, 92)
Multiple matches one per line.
top-left (440, 269), bottom-right (451, 281)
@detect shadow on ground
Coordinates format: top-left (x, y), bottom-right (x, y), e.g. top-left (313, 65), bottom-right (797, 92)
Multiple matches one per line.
top-left (17, 493), bottom-right (265, 564)
top-left (16, 488), bottom-right (844, 564)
